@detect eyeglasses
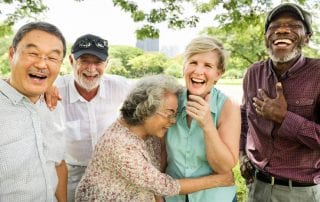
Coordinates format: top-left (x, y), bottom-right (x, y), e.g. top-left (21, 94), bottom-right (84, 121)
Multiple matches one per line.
top-left (156, 111), bottom-right (178, 122)
top-left (77, 38), bottom-right (108, 49)
top-left (23, 51), bottom-right (63, 66)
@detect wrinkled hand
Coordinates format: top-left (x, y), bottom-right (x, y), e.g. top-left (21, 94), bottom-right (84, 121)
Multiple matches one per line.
top-left (186, 94), bottom-right (212, 128)
top-left (253, 82), bottom-right (287, 123)
top-left (44, 85), bottom-right (62, 110)
top-left (239, 152), bottom-right (255, 185)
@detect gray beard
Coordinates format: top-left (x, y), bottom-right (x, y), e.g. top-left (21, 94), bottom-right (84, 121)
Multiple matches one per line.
top-left (268, 47), bottom-right (301, 63)
top-left (74, 73), bottom-right (101, 92)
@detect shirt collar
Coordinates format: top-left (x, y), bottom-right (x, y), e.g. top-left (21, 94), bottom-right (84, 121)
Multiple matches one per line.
top-left (267, 55), bottom-right (306, 78)
top-left (68, 77), bottom-right (106, 103)
top-left (0, 79), bottom-right (45, 106)
top-left (0, 79), bottom-right (28, 105)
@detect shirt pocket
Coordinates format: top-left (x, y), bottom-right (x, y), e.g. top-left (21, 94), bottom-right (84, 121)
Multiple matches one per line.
top-left (287, 98), bottom-right (314, 118)
top-left (66, 120), bottom-right (81, 140)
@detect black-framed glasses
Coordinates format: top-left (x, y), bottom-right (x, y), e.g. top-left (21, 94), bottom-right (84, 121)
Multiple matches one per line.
top-left (77, 38), bottom-right (108, 49)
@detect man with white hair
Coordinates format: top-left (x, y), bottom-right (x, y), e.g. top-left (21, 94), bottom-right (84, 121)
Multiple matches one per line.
top-left (54, 34), bottom-right (130, 201)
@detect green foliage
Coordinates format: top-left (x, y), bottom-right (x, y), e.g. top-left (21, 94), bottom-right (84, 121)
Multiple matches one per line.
top-left (129, 52), bottom-right (168, 77)
top-left (164, 54), bottom-right (183, 78)
top-left (106, 58), bottom-right (130, 77)
top-left (107, 45), bottom-right (184, 78)
top-left (111, 0), bottom-right (320, 45)
top-left (0, 35), bottom-right (12, 76)
top-left (109, 45), bottom-right (144, 69)
top-left (0, 52), bottom-right (10, 76)
top-left (0, 0), bottom-right (47, 37)
top-left (164, 60), bottom-right (182, 78)
top-left (57, 43), bottom-right (73, 75)
top-left (233, 163), bottom-right (247, 202)
top-left (112, 0), bottom-right (200, 39)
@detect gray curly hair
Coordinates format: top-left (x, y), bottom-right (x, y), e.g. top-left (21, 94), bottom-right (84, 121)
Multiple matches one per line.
top-left (120, 74), bottom-right (183, 125)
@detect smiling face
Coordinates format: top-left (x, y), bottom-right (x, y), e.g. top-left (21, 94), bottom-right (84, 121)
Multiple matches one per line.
top-left (265, 12), bottom-right (309, 64)
top-left (184, 51), bottom-right (222, 98)
top-left (143, 92), bottom-right (178, 138)
top-left (71, 54), bottom-right (107, 92)
top-left (9, 30), bottom-right (64, 103)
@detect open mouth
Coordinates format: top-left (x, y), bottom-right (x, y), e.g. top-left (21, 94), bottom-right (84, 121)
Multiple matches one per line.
top-left (83, 73), bottom-right (99, 79)
top-left (29, 73), bottom-right (47, 80)
top-left (273, 39), bottom-right (293, 47)
top-left (191, 77), bottom-right (205, 84)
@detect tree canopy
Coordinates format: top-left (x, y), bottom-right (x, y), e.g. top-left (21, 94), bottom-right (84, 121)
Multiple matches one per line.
top-left (1, 0), bottom-right (319, 39)
top-left (1, 0), bottom-right (320, 78)
top-left (111, 0), bottom-right (319, 39)
top-left (0, 0), bottom-right (47, 37)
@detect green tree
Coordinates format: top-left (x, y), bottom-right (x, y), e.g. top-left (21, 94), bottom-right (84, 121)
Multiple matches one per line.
top-left (0, 0), bottom-right (47, 37)
top-left (129, 52), bottom-right (168, 77)
top-left (106, 57), bottom-right (129, 77)
top-left (109, 45), bottom-right (144, 72)
top-left (164, 54), bottom-right (183, 78)
top-left (111, 0), bottom-right (320, 39)
top-left (0, 35), bottom-right (12, 76)
top-left (1, 0), bottom-right (320, 40)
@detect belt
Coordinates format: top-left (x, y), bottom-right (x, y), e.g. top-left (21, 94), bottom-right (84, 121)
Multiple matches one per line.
top-left (256, 170), bottom-right (316, 187)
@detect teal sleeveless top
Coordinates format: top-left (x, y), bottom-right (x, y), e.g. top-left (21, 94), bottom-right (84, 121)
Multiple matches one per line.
top-left (165, 88), bottom-right (236, 202)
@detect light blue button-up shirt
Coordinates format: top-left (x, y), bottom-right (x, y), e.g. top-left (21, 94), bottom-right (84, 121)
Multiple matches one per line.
top-left (165, 88), bottom-right (236, 202)
top-left (0, 80), bottom-right (66, 202)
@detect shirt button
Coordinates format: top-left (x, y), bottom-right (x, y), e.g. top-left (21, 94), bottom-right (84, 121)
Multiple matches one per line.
top-left (296, 100), bottom-right (300, 104)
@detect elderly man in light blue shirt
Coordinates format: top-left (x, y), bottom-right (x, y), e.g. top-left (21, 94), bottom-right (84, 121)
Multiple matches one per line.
top-left (0, 22), bottom-right (67, 202)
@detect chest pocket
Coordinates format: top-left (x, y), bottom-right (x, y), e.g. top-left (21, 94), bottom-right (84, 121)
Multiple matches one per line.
top-left (287, 98), bottom-right (314, 119)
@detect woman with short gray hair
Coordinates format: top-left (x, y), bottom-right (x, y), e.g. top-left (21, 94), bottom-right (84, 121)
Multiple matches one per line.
top-left (75, 74), bottom-right (233, 202)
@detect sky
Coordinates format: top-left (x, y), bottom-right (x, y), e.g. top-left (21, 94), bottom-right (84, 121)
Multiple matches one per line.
top-left (6, 0), bottom-right (291, 54)
top-left (35, 0), bottom-right (214, 54)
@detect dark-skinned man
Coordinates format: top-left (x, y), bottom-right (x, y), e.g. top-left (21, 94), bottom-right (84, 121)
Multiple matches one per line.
top-left (240, 3), bottom-right (320, 202)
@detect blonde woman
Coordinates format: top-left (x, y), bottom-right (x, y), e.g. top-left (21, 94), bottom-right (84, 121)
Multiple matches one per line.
top-left (165, 37), bottom-right (241, 202)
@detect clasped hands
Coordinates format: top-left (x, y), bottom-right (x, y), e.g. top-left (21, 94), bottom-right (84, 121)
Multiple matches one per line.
top-left (252, 82), bottom-right (287, 124)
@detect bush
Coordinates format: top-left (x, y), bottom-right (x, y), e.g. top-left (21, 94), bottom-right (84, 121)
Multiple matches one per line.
top-left (106, 58), bottom-right (130, 77)
top-left (233, 163), bottom-right (247, 202)
top-left (164, 61), bottom-right (183, 78)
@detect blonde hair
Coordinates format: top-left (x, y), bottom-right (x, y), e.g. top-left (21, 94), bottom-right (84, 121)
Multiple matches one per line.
top-left (183, 36), bottom-right (228, 73)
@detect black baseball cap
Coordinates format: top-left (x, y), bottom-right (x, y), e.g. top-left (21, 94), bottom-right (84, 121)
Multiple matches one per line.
top-left (71, 34), bottom-right (108, 61)
top-left (265, 3), bottom-right (312, 35)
